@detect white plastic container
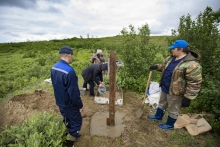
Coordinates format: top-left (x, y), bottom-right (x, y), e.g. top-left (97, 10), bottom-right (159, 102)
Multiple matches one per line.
top-left (79, 88), bottom-right (86, 96)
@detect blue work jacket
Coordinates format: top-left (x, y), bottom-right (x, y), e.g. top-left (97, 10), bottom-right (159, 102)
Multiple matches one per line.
top-left (51, 60), bottom-right (83, 110)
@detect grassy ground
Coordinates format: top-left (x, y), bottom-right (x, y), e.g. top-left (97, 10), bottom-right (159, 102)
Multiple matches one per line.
top-left (1, 84), bottom-right (219, 147)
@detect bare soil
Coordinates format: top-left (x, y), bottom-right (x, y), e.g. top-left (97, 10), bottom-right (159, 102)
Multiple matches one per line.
top-left (0, 89), bottom-right (218, 147)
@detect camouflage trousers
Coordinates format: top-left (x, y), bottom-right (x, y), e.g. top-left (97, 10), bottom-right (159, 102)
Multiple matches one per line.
top-left (158, 92), bottom-right (183, 119)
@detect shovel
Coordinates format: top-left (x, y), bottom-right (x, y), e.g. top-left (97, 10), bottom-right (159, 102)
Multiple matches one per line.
top-left (134, 70), bottom-right (152, 118)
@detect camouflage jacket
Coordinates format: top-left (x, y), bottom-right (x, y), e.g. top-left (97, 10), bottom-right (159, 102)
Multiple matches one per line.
top-left (90, 53), bottom-right (105, 64)
top-left (156, 50), bottom-right (202, 100)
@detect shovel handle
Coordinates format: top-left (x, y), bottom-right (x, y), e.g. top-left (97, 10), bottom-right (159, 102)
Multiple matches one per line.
top-left (142, 70), bottom-right (152, 104)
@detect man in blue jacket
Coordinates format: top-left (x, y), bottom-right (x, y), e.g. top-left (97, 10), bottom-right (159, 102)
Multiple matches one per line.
top-left (51, 46), bottom-right (84, 146)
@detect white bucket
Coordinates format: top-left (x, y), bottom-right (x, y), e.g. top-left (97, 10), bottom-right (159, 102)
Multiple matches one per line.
top-left (79, 88), bottom-right (86, 96)
top-left (98, 86), bottom-right (106, 94)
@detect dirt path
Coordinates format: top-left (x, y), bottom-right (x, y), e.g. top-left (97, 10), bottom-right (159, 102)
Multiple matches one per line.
top-left (0, 89), bottom-right (217, 147)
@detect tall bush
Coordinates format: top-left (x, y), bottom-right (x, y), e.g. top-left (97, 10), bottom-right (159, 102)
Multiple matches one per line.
top-left (118, 24), bottom-right (164, 93)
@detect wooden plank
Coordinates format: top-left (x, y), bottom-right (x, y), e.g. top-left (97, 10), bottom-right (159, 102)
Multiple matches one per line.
top-left (107, 51), bottom-right (116, 126)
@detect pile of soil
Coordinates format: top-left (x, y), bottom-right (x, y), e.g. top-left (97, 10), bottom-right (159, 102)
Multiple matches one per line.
top-left (0, 89), bottom-right (59, 130)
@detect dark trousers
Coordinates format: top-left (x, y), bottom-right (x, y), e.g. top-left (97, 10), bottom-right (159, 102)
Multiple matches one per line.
top-left (59, 106), bottom-right (82, 137)
top-left (83, 80), bottom-right (95, 96)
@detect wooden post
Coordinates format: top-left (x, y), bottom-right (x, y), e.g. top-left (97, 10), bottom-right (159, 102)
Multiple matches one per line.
top-left (106, 51), bottom-right (116, 126)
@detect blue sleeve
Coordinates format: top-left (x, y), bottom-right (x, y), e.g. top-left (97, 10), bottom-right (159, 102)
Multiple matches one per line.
top-left (67, 70), bottom-right (83, 109)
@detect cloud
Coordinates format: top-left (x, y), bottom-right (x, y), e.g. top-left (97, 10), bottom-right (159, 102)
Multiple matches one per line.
top-left (0, 0), bottom-right (219, 43)
top-left (0, 0), bottom-right (37, 9)
top-left (3, 31), bottom-right (19, 37)
top-left (62, 0), bottom-right (169, 37)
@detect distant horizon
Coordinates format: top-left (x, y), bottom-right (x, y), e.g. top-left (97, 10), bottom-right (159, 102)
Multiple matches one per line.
top-left (0, 34), bottom-right (172, 44)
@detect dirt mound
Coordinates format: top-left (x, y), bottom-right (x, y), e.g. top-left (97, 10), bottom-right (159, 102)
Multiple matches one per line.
top-left (0, 89), bottom-right (144, 146)
top-left (0, 89), bottom-right (59, 131)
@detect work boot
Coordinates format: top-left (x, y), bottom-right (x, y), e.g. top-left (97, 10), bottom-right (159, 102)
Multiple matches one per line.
top-left (64, 140), bottom-right (74, 147)
top-left (83, 87), bottom-right (89, 91)
top-left (64, 134), bottom-right (78, 147)
top-left (64, 128), bottom-right (70, 136)
top-left (148, 107), bottom-right (164, 121)
top-left (158, 115), bottom-right (177, 130)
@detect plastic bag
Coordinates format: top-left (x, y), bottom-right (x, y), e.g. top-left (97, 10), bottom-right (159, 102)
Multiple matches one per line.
top-left (145, 82), bottom-right (161, 109)
top-left (174, 114), bottom-right (212, 136)
top-left (146, 82), bottom-right (161, 95)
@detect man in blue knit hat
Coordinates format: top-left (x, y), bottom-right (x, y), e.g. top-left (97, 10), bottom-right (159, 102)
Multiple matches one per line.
top-left (51, 46), bottom-right (84, 146)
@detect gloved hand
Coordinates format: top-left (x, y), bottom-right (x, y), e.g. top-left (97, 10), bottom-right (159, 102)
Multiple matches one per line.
top-left (149, 65), bottom-right (158, 70)
top-left (92, 58), bottom-right (96, 63)
top-left (97, 53), bottom-right (100, 58)
top-left (181, 97), bottom-right (191, 107)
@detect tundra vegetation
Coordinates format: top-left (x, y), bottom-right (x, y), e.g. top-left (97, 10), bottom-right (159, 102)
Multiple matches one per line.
top-left (0, 6), bottom-right (219, 146)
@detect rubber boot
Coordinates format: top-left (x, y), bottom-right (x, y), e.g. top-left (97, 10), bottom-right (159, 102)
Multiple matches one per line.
top-left (158, 115), bottom-right (177, 130)
top-left (64, 134), bottom-right (77, 147)
top-left (148, 107), bottom-right (164, 121)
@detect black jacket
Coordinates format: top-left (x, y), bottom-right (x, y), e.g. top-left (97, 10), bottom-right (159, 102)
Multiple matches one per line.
top-left (82, 64), bottom-right (108, 85)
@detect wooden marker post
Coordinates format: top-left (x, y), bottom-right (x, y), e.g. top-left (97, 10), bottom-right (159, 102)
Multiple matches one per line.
top-left (106, 51), bottom-right (116, 126)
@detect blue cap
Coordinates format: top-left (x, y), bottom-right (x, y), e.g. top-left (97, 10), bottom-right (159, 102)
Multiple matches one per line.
top-left (168, 40), bottom-right (188, 49)
top-left (59, 46), bottom-right (73, 54)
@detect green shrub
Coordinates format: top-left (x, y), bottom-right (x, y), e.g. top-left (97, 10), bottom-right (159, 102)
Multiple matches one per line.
top-left (22, 52), bottom-right (37, 58)
top-left (118, 24), bottom-right (166, 93)
top-left (0, 112), bottom-right (66, 147)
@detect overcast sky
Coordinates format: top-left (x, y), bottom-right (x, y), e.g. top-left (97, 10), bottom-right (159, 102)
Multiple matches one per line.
top-left (0, 0), bottom-right (219, 43)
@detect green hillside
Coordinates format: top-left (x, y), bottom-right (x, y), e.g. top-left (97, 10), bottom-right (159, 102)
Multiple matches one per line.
top-left (0, 35), bottom-right (171, 99)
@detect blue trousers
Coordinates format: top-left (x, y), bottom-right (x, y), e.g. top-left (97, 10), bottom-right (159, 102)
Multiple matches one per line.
top-left (83, 80), bottom-right (95, 95)
top-left (59, 106), bottom-right (82, 137)
top-left (83, 76), bottom-right (101, 95)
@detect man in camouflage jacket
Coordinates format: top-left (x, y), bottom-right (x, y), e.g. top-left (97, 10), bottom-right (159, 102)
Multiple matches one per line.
top-left (148, 40), bottom-right (202, 130)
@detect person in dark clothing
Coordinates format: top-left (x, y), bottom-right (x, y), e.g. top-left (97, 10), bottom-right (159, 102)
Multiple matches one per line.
top-left (89, 49), bottom-right (105, 64)
top-left (51, 46), bottom-right (84, 146)
top-left (82, 63), bottom-right (108, 96)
